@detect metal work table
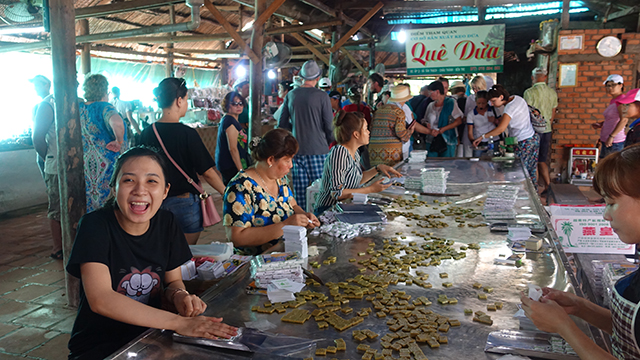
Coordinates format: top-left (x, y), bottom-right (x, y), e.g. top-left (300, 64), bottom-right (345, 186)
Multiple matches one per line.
top-left (109, 158), bottom-right (600, 360)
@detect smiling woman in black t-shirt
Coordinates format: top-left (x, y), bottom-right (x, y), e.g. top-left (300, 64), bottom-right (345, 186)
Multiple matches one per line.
top-left (66, 147), bottom-right (237, 360)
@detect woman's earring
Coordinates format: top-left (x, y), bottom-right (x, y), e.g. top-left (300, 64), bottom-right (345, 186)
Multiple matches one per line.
top-left (269, 164), bottom-right (273, 168)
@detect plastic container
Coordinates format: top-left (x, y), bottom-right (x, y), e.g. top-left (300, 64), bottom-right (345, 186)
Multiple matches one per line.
top-left (189, 242), bottom-right (234, 262)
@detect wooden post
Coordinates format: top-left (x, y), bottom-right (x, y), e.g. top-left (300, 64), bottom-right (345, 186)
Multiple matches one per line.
top-left (78, 19), bottom-right (91, 74)
top-left (220, 59), bottom-right (229, 86)
top-left (166, 5), bottom-right (176, 77)
top-left (249, 0), bottom-right (265, 139)
top-left (50, 0), bottom-right (85, 308)
top-left (561, 0), bottom-right (570, 29)
top-left (329, 27), bottom-right (339, 90)
top-left (368, 40), bottom-right (375, 73)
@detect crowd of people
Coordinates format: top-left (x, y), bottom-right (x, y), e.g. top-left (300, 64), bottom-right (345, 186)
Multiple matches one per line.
top-left (27, 58), bottom-right (640, 359)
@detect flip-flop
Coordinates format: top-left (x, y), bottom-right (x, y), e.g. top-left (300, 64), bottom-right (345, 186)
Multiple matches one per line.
top-left (50, 250), bottom-right (63, 260)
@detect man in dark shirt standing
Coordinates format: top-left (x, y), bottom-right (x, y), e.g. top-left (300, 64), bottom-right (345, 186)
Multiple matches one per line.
top-left (277, 60), bottom-right (335, 211)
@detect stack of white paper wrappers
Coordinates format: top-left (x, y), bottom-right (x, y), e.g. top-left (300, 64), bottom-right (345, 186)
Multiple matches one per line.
top-left (421, 168), bottom-right (448, 194)
top-left (252, 252), bottom-right (304, 288)
top-left (408, 150), bottom-right (427, 163)
top-left (483, 185), bottom-right (519, 220)
top-left (282, 225), bottom-right (308, 258)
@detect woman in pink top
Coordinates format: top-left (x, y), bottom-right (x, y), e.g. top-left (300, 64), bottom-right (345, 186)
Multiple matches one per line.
top-left (592, 74), bottom-right (627, 159)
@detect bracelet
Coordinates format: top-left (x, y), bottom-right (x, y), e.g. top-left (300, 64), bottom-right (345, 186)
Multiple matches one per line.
top-left (166, 288), bottom-right (189, 303)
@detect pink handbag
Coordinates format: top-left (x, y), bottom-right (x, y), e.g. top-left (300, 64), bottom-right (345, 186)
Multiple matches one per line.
top-left (152, 123), bottom-right (221, 227)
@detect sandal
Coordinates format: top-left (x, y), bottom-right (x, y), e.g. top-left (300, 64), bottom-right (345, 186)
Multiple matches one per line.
top-left (50, 250), bottom-right (63, 260)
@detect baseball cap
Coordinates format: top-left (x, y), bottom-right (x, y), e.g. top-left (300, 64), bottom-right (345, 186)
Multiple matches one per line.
top-left (449, 80), bottom-right (465, 90)
top-left (328, 90), bottom-right (341, 100)
top-left (233, 77), bottom-right (249, 89)
top-left (319, 77), bottom-right (331, 88)
top-left (615, 89), bottom-right (640, 105)
top-left (603, 74), bottom-right (624, 85)
top-left (29, 75), bottom-right (51, 86)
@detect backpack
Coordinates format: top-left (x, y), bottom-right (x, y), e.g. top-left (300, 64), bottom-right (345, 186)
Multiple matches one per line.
top-left (528, 105), bottom-right (546, 133)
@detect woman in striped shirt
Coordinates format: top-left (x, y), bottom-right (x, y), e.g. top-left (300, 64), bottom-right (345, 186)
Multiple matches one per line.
top-left (314, 111), bottom-right (402, 214)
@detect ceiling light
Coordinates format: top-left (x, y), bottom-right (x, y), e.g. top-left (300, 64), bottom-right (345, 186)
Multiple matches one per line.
top-left (236, 65), bottom-right (246, 78)
top-left (397, 30), bottom-right (406, 43)
top-left (241, 20), bottom-right (254, 32)
top-left (267, 70), bottom-right (276, 79)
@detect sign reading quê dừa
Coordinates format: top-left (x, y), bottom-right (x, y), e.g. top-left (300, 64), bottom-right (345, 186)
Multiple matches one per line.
top-left (405, 24), bottom-right (506, 76)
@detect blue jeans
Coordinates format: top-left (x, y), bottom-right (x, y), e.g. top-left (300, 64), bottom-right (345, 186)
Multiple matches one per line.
top-left (473, 149), bottom-right (489, 158)
top-left (599, 142), bottom-right (624, 160)
top-left (161, 193), bottom-right (203, 234)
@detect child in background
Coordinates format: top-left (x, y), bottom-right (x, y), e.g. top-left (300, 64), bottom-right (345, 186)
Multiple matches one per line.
top-left (467, 91), bottom-right (497, 157)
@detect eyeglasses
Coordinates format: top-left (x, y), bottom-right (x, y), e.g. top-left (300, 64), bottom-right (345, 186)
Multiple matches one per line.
top-left (231, 102), bottom-right (244, 106)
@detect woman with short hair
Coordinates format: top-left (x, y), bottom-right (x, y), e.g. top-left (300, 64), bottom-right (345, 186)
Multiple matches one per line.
top-left (223, 129), bottom-right (320, 255)
top-left (592, 74), bottom-right (627, 159)
top-left (521, 144), bottom-right (640, 360)
top-left (80, 73), bottom-right (127, 212)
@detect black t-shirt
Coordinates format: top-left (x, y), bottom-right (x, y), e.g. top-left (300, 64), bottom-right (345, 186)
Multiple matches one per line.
top-left (66, 208), bottom-right (192, 360)
top-left (139, 122), bottom-right (216, 197)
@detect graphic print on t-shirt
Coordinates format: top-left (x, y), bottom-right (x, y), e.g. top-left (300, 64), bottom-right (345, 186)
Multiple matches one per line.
top-left (117, 266), bottom-right (161, 304)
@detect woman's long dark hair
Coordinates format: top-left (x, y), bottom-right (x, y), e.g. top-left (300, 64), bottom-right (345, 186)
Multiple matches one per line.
top-left (153, 78), bottom-right (188, 109)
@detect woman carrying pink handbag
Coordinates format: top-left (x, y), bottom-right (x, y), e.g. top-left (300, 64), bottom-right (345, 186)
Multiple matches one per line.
top-left (140, 78), bottom-right (225, 245)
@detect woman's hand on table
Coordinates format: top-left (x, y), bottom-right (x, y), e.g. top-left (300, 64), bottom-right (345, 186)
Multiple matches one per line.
top-left (175, 316), bottom-right (238, 340)
top-left (520, 292), bottom-right (573, 334)
top-left (284, 214), bottom-right (314, 227)
top-left (174, 291), bottom-right (207, 317)
top-left (367, 179), bottom-right (391, 194)
top-left (304, 212), bottom-right (320, 228)
top-left (106, 140), bottom-right (122, 153)
top-left (377, 164), bottom-right (402, 178)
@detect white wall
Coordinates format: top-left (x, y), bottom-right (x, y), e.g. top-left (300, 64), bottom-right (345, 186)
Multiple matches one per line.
top-left (0, 149), bottom-right (47, 214)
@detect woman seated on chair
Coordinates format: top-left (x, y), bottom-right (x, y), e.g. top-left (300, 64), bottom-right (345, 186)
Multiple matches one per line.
top-left (314, 110), bottom-right (402, 215)
top-left (223, 129), bottom-right (320, 255)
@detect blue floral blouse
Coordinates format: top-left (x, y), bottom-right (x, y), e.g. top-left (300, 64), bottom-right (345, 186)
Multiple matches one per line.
top-left (223, 171), bottom-right (296, 251)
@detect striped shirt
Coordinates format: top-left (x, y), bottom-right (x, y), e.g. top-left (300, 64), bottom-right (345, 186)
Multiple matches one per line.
top-left (523, 82), bottom-right (558, 133)
top-left (315, 145), bottom-right (363, 210)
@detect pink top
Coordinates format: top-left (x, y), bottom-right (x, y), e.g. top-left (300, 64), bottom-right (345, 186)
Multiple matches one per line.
top-left (600, 95), bottom-right (626, 143)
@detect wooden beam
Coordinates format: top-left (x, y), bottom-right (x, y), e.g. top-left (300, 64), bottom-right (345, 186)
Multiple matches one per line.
top-left (203, 0), bottom-right (260, 64)
top-left (290, 38), bottom-right (373, 52)
top-left (604, 5), bottom-right (640, 22)
top-left (291, 32), bottom-right (330, 65)
top-left (299, 0), bottom-right (372, 36)
top-left (249, 0), bottom-right (265, 139)
top-left (561, 0), bottom-right (570, 29)
top-left (342, 48), bottom-right (366, 75)
top-left (329, 2), bottom-right (383, 53)
top-left (264, 20), bottom-right (343, 35)
top-left (253, 0), bottom-right (286, 28)
top-left (89, 45), bottom-right (223, 62)
top-left (50, 0), bottom-right (84, 308)
top-left (376, 0), bottom-right (564, 12)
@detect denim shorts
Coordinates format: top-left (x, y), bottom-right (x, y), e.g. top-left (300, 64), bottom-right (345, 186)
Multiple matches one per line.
top-left (161, 193), bottom-right (203, 234)
top-left (599, 142), bottom-right (624, 160)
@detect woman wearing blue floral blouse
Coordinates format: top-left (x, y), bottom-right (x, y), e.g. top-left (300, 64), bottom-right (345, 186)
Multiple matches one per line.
top-left (223, 129), bottom-right (320, 255)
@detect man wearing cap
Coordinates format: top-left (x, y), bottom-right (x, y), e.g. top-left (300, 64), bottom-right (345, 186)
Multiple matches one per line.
top-left (593, 74), bottom-right (627, 159)
top-left (319, 77), bottom-right (332, 93)
top-left (277, 60), bottom-right (335, 211)
top-left (523, 67), bottom-right (558, 191)
top-left (616, 88), bottom-right (640, 148)
top-left (30, 75), bottom-right (63, 260)
top-left (234, 78), bottom-right (250, 129)
top-left (328, 90), bottom-right (342, 114)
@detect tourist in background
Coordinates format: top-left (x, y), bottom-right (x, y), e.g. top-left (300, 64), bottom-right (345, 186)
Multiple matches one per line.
top-left (422, 81), bottom-right (463, 157)
top-left (523, 67), bottom-right (558, 193)
top-left (223, 129), bottom-right (319, 255)
top-left (592, 74), bottom-right (627, 159)
top-left (276, 60), bottom-right (335, 211)
top-left (216, 91), bottom-right (251, 185)
top-left (80, 74), bottom-right (127, 213)
top-left (466, 91), bottom-right (496, 158)
top-left (233, 78), bottom-right (250, 130)
top-left (273, 80), bottom-right (293, 121)
top-left (617, 88), bottom-right (640, 148)
top-left (369, 86), bottom-right (415, 166)
top-left (329, 90), bottom-right (342, 114)
top-left (473, 84), bottom-right (539, 186)
top-left (139, 78), bottom-right (225, 245)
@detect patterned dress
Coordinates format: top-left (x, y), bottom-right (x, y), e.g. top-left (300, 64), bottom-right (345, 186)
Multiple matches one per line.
top-left (368, 103), bottom-right (412, 166)
top-left (79, 102), bottom-right (127, 213)
top-left (223, 171), bottom-right (296, 255)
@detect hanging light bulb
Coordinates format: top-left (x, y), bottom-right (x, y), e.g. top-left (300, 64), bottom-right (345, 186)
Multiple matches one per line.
top-left (397, 30), bottom-right (406, 44)
top-left (267, 70), bottom-right (276, 79)
top-left (235, 65), bottom-right (246, 78)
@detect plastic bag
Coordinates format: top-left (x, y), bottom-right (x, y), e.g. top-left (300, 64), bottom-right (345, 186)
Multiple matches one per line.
top-left (241, 328), bottom-right (320, 358)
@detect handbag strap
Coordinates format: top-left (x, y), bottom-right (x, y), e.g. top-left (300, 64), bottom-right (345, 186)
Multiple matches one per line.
top-left (152, 123), bottom-right (206, 196)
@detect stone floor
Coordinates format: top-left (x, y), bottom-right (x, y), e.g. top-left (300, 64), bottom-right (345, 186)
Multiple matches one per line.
top-left (0, 191), bottom-right (227, 360)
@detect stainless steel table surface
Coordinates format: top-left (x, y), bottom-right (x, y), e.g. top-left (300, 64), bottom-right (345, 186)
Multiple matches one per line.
top-left (109, 158), bottom-right (598, 360)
